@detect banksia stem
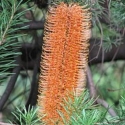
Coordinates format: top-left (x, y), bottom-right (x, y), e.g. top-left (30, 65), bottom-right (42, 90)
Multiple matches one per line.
top-left (38, 2), bottom-right (91, 125)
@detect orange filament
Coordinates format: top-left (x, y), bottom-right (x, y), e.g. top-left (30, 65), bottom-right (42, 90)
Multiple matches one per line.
top-left (38, 2), bottom-right (91, 125)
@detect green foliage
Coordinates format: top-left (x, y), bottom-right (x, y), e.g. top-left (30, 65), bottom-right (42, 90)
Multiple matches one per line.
top-left (91, 0), bottom-right (124, 52)
top-left (57, 91), bottom-right (107, 125)
top-left (10, 90), bottom-right (125, 125)
top-left (0, 0), bottom-right (28, 45)
top-left (111, 1), bottom-right (125, 27)
top-left (69, 93), bottom-right (105, 125)
top-left (11, 91), bottom-right (106, 125)
top-left (0, 0), bottom-right (28, 83)
top-left (101, 96), bottom-right (125, 125)
top-left (11, 106), bottom-right (41, 125)
top-left (113, 96), bottom-right (125, 124)
top-left (92, 24), bottom-right (121, 52)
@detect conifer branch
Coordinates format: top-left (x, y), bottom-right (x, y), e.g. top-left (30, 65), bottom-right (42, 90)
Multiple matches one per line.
top-left (1, 2), bottom-right (16, 45)
top-left (0, 59), bottom-right (21, 111)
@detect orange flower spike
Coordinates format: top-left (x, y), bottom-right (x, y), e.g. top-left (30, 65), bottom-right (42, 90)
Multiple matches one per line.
top-left (38, 2), bottom-right (91, 125)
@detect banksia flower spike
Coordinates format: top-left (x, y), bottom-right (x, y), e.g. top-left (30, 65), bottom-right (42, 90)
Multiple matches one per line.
top-left (38, 2), bottom-right (91, 125)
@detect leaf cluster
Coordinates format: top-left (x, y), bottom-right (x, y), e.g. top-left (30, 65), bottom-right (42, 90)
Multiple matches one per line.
top-left (11, 106), bottom-right (41, 125)
top-left (11, 92), bottom-right (125, 125)
top-left (0, 0), bottom-right (29, 83)
top-left (56, 91), bottom-right (106, 125)
top-left (111, 1), bottom-right (125, 27)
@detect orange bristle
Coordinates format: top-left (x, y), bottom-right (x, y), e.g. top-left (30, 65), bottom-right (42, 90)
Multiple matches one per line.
top-left (38, 2), bottom-right (91, 125)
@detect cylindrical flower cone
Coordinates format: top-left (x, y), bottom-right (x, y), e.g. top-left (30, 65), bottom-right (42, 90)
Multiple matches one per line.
top-left (38, 2), bottom-right (91, 125)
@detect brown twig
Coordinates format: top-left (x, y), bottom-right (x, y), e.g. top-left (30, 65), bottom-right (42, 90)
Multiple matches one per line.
top-left (87, 66), bottom-right (117, 117)
top-left (25, 52), bottom-right (41, 109)
top-left (0, 56), bottom-right (21, 111)
top-left (17, 21), bottom-right (44, 30)
top-left (96, 98), bottom-right (117, 117)
top-left (87, 66), bottom-right (97, 98)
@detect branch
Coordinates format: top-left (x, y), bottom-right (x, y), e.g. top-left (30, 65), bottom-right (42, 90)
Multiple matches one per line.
top-left (25, 52), bottom-right (41, 109)
top-left (17, 21), bottom-right (44, 30)
top-left (87, 66), bottom-right (117, 117)
top-left (87, 66), bottom-right (97, 98)
top-left (0, 57), bottom-right (21, 111)
top-left (89, 39), bottom-right (125, 64)
top-left (97, 98), bottom-right (117, 117)
top-left (18, 38), bottom-right (125, 70)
